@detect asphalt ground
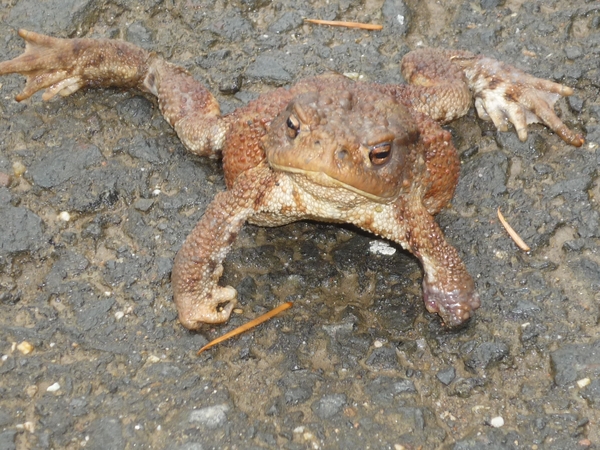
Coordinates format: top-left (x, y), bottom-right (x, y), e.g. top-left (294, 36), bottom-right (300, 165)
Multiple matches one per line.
top-left (0, 0), bottom-right (599, 448)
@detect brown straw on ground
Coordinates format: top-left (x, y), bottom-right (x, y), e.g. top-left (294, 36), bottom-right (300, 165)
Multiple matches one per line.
top-left (497, 208), bottom-right (530, 252)
top-left (197, 302), bottom-right (294, 355)
top-left (304, 19), bottom-right (383, 30)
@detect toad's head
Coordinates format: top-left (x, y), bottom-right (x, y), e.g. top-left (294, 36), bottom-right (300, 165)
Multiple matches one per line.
top-left (264, 87), bottom-right (420, 202)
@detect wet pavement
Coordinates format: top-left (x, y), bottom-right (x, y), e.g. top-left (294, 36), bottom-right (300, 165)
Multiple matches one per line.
top-left (1, 0), bottom-right (599, 448)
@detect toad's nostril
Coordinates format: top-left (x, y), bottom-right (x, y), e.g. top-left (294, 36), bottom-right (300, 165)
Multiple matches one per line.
top-left (336, 148), bottom-right (348, 160)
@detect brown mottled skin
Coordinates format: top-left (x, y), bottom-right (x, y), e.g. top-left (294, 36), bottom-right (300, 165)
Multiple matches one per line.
top-left (0, 30), bottom-right (583, 329)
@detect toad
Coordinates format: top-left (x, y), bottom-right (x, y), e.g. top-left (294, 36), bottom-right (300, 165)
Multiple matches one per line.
top-left (0, 30), bottom-right (583, 329)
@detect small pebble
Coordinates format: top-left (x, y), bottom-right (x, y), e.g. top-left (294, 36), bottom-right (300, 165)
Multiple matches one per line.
top-left (13, 161), bottom-right (26, 177)
top-left (47, 382), bottom-right (61, 392)
top-left (218, 75), bottom-right (242, 94)
top-left (490, 416), bottom-right (504, 428)
top-left (436, 366), bottom-right (456, 386)
top-left (369, 240), bottom-right (396, 256)
top-left (343, 72), bottom-right (361, 81)
top-left (147, 355), bottom-right (161, 363)
top-left (303, 431), bottom-right (315, 441)
top-left (16, 422), bottom-right (35, 433)
top-left (189, 404), bottom-right (229, 428)
top-left (577, 377), bottom-right (591, 388)
top-left (26, 385), bottom-right (38, 397)
top-left (17, 341), bottom-right (34, 355)
top-left (0, 171), bottom-right (12, 187)
top-left (58, 211), bottom-right (71, 222)
top-left (133, 198), bottom-right (154, 212)
top-left (114, 311), bottom-right (125, 320)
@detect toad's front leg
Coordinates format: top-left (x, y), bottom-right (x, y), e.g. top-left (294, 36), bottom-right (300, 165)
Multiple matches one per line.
top-left (394, 203), bottom-right (480, 327)
top-left (172, 165), bottom-right (276, 330)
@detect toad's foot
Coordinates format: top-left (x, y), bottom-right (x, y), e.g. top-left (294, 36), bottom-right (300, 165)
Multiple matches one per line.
top-left (174, 281), bottom-right (238, 329)
top-left (455, 55), bottom-right (583, 146)
top-left (0, 29), bottom-right (150, 101)
top-left (172, 211), bottom-right (243, 330)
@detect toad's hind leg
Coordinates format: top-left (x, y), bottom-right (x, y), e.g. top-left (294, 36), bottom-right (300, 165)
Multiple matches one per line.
top-left (0, 29), bottom-right (226, 157)
top-left (399, 47), bottom-right (583, 146)
top-left (141, 59), bottom-right (227, 157)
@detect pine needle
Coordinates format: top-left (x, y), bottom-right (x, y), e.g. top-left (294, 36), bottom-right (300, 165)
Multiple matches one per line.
top-left (197, 302), bottom-right (294, 355)
top-left (497, 208), bottom-right (530, 251)
top-left (304, 19), bottom-right (383, 31)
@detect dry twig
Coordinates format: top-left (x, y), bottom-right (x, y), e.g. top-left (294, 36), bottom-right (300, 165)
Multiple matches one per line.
top-left (304, 19), bottom-right (383, 31)
top-left (197, 302), bottom-right (294, 355)
top-left (497, 208), bottom-right (530, 251)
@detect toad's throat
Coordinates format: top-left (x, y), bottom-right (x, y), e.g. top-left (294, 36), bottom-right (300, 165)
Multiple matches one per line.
top-left (268, 162), bottom-right (398, 203)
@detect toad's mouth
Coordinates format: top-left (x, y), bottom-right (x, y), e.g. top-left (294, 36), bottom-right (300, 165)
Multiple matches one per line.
top-left (268, 162), bottom-right (396, 203)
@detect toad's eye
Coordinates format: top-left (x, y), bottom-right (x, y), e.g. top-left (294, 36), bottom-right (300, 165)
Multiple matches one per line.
top-left (286, 114), bottom-right (300, 139)
top-left (369, 142), bottom-right (392, 165)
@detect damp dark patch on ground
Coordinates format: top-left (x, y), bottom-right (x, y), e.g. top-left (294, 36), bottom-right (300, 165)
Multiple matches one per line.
top-left (0, 0), bottom-right (599, 448)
